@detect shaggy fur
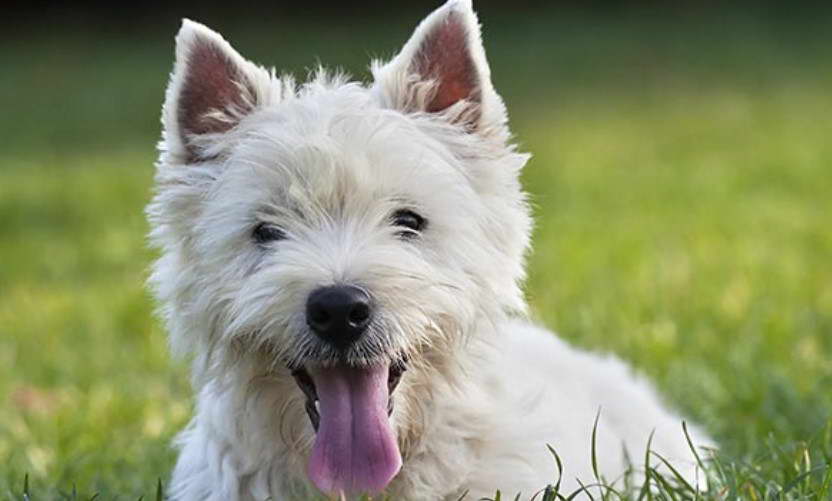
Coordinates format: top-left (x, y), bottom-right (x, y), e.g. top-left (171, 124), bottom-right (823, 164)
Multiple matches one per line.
top-left (147, 1), bottom-right (712, 499)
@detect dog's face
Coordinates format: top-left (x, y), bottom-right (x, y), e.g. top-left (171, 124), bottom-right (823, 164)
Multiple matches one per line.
top-left (148, 0), bottom-right (530, 496)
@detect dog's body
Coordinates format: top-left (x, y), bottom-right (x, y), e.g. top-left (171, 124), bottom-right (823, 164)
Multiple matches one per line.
top-left (148, 2), bottom-right (710, 499)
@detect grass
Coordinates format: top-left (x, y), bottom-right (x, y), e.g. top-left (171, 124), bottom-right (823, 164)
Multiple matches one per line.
top-left (2, 5), bottom-right (831, 499)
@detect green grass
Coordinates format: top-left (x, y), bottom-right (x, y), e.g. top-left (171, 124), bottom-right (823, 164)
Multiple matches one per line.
top-left (2, 6), bottom-right (831, 499)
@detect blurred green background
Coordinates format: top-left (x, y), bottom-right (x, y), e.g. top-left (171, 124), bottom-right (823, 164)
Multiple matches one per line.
top-left (2, 2), bottom-right (831, 497)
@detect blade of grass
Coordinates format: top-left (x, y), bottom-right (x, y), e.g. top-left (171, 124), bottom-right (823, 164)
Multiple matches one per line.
top-left (567, 477), bottom-right (595, 501)
top-left (547, 444), bottom-right (565, 496)
top-left (646, 466), bottom-right (678, 501)
top-left (636, 430), bottom-right (655, 501)
top-left (779, 464), bottom-right (830, 496)
top-left (590, 408), bottom-right (604, 500)
top-left (649, 451), bottom-right (695, 493)
top-left (818, 461), bottom-right (832, 499)
top-left (682, 422), bottom-right (706, 473)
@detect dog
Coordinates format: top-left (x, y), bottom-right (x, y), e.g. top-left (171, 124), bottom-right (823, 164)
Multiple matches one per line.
top-left (147, 1), bottom-right (712, 499)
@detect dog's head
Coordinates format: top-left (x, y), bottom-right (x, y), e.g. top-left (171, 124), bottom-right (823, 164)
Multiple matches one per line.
top-left (148, 0), bottom-right (530, 496)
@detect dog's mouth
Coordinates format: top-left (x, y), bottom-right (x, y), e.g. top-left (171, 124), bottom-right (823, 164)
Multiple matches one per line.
top-left (291, 358), bottom-right (407, 496)
top-left (292, 358), bottom-right (407, 431)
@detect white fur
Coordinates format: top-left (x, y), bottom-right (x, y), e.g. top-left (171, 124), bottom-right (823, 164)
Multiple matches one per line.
top-left (147, 2), bottom-right (712, 499)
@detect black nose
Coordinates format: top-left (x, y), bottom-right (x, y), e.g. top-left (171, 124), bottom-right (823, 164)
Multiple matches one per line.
top-left (306, 285), bottom-right (372, 349)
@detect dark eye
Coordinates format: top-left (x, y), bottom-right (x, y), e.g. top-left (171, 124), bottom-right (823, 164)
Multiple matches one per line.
top-left (253, 223), bottom-right (287, 243)
top-left (391, 209), bottom-right (426, 238)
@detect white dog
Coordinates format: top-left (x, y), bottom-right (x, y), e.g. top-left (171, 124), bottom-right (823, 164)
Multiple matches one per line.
top-left (147, 1), bottom-right (711, 499)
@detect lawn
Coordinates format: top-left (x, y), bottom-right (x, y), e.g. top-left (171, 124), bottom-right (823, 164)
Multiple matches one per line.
top-left (2, 6), bottom-right (831, 499)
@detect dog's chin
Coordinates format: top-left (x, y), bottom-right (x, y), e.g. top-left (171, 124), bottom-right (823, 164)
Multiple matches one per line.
top-left (291, 357), bottom-right (407, 496)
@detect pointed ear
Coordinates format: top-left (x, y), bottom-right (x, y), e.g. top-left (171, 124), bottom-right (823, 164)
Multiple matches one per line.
top-left (373, 0), bottom-right (507, 136)
top-left (162, 20), bottom-right (272, 162)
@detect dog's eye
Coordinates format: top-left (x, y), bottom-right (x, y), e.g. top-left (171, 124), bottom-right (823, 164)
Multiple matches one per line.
top-left (391, 209), bottom-right (425, 238)
top-left (253, 223), bottom-right (287, 243)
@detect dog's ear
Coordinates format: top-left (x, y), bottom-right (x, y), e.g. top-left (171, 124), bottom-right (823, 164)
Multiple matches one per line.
top-left (373, 0), bottom-right (507, 137)
top-left (162, 20), bottom-right (272, 162)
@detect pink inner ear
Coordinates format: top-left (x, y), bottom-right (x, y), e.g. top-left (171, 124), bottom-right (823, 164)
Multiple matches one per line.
top-left (178, 37), bottom-right (253, 150)
top-left (411, 11), bottom-right (481, 118)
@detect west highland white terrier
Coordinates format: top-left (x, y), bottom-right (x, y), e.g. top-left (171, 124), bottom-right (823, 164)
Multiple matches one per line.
top-left (147, 1), bottom-right (711, 499)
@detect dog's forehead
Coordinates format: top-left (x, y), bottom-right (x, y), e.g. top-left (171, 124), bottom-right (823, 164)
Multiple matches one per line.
top-left (231, 94), bottom-right (472, 211)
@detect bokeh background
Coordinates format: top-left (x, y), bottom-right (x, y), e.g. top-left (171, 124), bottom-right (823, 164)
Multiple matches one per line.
top-left (2, 1), bottom-right (831, 497)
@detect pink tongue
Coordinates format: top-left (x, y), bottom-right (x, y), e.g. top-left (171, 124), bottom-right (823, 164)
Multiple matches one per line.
top-left (308, 363), bottom-right (402, 496)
